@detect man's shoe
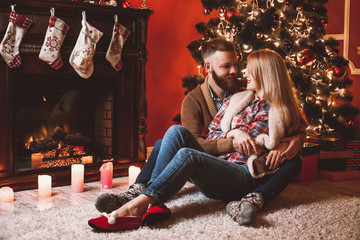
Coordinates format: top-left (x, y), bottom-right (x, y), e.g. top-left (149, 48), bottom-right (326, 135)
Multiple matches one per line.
top-left (226, 192), bottom-right (264, 226)
top-left (95, 183), bottom-right (146, 213)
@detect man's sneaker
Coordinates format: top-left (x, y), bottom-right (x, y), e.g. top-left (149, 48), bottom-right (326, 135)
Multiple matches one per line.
top-left (95, 183), bottom-right (146, 213)
top-left (226, 192), bottom-right (264, 226)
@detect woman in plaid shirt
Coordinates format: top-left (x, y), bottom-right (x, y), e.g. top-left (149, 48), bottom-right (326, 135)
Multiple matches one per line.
top-left (89, 48), bottom-right (306, 231)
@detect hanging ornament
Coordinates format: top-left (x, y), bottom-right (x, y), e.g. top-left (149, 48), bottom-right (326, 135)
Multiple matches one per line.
top-left (277, 0), bottom-right (285, 3)
top-left (307, 17), bottom-right (316, 27)
top-left (242, 43), bottom-right (253, 53)
top-left (297, 49), bottom-right (315, 66)
top-left (237, 52), bottom-right (243, 62)
top-left (256, 32), bottom-right (263, 39)
top-left (122, 0), bottom-right (133, 8)
top-left (346, 119), bottom-right (359, 129)
top-left (296, 6), bottom-right (304, 12)
top-left (253, 9), bottom-right (263, 18)
top-left (204, 9), bottom-right (212, 15)
top-left (321, 18), bottom-right (328, 26)
top-left (338, 88), bottom-right (350, 98)
top-left (306, 94), bottom-right (316, 104)
top-left (225, 8), bottom-right (239, 21)
top-left (332, 66), bottom-right (346, 78)
top-left (285, 0), bottom-right (292, 5)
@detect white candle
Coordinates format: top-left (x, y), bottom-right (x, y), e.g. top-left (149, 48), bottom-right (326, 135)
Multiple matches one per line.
top-left (81, 156), bottom-right (93, 164)
top-left (0, 186), bottom-right (14, 203)
top-left (71, 164), bottom-right (84, 193)
top-left (38, 175), bottom-right (52, 197)
top-left (128, 166), bottom-right (141, 186)
top-left (31, 153), bottom-right (43, 169)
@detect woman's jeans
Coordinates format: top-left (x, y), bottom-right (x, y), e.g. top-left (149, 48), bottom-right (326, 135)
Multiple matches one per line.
top-left (137, 125), bottom-right (302, 205)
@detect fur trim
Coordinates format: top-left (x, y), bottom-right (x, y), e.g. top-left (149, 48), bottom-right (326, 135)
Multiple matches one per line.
top-left (247, 154), bottom-right (279, 179)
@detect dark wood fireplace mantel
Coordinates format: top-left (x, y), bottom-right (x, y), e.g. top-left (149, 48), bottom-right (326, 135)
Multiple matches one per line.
top-left (0, 0), bottom-right (153, 191)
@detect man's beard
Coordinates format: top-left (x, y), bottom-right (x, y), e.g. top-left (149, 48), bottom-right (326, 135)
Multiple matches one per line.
top-left (211, 68), bottom-right (238, 93)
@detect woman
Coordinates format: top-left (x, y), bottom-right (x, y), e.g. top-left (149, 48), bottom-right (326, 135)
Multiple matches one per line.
top-left (88, 49), bottom-right (306, 231)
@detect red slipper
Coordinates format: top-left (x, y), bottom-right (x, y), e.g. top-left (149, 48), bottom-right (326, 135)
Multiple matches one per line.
top-left (141, 204), bottom-right (171, 225)
top-left (88, 215), bottom-right (141, 232)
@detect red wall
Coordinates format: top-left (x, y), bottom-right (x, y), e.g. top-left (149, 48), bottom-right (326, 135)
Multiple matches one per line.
top-left (143, 1), bottom-right (360, 146)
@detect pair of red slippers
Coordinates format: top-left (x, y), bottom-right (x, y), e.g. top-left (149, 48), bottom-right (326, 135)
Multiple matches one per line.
top-left (88, 204), bottom-right (171, 232)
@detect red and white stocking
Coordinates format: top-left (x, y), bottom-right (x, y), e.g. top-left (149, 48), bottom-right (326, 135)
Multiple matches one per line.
top-left (39, 8), bottom-right (70, 70)
top-left (69, 11), bottom-right (103, 79)
top-left (106, 15), bottom-right (130, 71)
top-left (0, 6), bottom-right (32, 68)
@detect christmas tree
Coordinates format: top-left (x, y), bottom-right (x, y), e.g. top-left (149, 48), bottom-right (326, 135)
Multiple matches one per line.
top-left (181, 0), bottom-right (359, 139)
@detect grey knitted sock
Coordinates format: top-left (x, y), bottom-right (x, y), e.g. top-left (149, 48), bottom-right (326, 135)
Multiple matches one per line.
top-left (95, 183), bottom-right (146, 213)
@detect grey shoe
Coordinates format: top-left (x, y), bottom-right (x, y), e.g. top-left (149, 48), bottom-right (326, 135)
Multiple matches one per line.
top-left (226, 192), bottom-right (264, 226)
top-left (95, 183), bottom-right (146, 213)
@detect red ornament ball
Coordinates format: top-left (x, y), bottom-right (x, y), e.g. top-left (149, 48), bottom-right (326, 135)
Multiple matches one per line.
top-left (321, 18), bottom-right (328, 26)
top-left (346, 119), bottom-right (359, 129)
top-left (332, 66), bottom-right (346, 78)
top-left (204, 9), bottom-right (212, 15)
top-left (122, 0), bottom-right (133, 8)
top-left (297, 49), bottom-right (315, 66)
top-left (225, 8), bottom-right (240, 21)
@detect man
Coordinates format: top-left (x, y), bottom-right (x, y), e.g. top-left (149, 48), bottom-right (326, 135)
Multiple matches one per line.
top-left (95, 37), bottom-right (305, 225)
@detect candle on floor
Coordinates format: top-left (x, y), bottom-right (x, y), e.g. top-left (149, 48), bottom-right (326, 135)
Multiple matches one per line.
top-left (38, 175), bottom-right (52, 197)
top-left (100, 162), bottom-right (113, 189)
top-left (128, 166), bottom-right (140, 186)
top-left (31, 153), bottom-right (43, 169)
top-left (81, 156), bottom-right (93, 164)
top-left (0, 186), bottom-right (14, 203)
top-left (71, 164), bottom-right (84, 193)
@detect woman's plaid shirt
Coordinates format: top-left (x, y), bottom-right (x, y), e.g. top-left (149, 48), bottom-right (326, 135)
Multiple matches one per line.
top-left (207, 96), bottom-right (270, 164)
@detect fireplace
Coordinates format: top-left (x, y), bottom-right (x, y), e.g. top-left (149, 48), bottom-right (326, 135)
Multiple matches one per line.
top-left (0, 1), bottom-right (153, 191)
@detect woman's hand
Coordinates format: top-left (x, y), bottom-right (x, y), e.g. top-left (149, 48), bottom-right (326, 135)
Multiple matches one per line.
top-left (266, 142), bottom-right (289, 170)
top-left (228, 129), bottom-right (258, 156)
top-left (280, 133), bottom-right (304, 160)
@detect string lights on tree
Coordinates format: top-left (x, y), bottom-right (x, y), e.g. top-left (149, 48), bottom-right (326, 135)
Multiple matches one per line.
top-left (182, 0), bottom-right (359, 139)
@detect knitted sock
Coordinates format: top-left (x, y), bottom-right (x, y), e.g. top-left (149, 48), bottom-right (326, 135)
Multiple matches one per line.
top-left (0, 8), bottom-right (32, 68)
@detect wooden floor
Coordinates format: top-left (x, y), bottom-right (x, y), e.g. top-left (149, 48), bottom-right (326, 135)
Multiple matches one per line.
top-left (0, 176), bottom-right (359, 216)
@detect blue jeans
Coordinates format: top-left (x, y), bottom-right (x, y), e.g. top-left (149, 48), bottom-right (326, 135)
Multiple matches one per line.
top-left (139, 125), bottom-right (302, 205)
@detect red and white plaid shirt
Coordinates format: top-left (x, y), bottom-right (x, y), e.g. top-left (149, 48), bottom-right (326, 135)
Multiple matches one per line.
top-left (207, 96), bottom-right (270, 164)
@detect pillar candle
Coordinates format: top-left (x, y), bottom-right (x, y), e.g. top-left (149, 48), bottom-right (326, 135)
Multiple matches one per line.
top-left (38, 175), bottom-right (52, 197)
top-left (0, 186), bottom-right (14, 203)
top-left (31, 153), bottom-right (43, 169)
top-left (71, 164), bottom-right (84, 193)
top-left (100, 162), bottom-right (113, 189)
top-left (128, 166), bottom-right (140, 186)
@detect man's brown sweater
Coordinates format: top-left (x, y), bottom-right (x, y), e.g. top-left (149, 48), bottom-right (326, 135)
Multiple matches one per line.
top-left (181, 78), bottom-right (234, 156)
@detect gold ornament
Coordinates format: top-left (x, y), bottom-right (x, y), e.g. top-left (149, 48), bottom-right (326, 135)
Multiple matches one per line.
top-left (339, 88), bottom-right (350, 98)
top-left (306, 95), bottom-right (316, 104)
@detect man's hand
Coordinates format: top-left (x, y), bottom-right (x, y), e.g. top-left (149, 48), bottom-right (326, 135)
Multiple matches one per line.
top-left (279, 133), bottom-right (304, 160)
top-left (228, 129), bottom-right (258, 156)
top-left (266, 142), bottom-right (289, 170)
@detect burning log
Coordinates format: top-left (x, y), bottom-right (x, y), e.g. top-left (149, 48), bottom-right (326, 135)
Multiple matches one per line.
top-left (29, 138), bottom-right (59, 153)
top-left (63, 134), bottom-right (91, 146)
top-left (51, 126), bottom-right (67, 140)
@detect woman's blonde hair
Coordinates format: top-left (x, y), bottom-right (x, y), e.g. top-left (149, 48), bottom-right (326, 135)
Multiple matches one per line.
top-left (247, 49), bottom-right (303, 135)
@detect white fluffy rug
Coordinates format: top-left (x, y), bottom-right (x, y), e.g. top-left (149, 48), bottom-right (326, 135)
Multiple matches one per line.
top-left (1, 181), bottom-right (359, 240)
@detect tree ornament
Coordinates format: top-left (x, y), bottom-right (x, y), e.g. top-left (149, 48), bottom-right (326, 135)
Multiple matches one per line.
top-left (307, 17), bottom-right (316, 27)
top-left (122, 0), bottom-right (133, 8)
top-left (253, 9), bottom-right (263, 18)
top-left (346, 119), bottom-right (359, 129)
top-left (285, 0), bottom-right (291, 5)
top-left (256, 32), bottom-right (263, 39)
top-left (313, 125), bottom-right (325, 136)
top-left (297, 49), bottom-right (315, 66)
top-left (277, 0), bottom-right (285, 3)
top-left (242, 43), bottom-right (253, 53)
top-left (296, 6), bottom-right (304, 12)
top-left (332, 66), bottom-right (346, 78)
top-left (338, 88), bottom-right (350, 98)
top-left (321, 18), bottom-right (328, 26)
top-left (204, 9), bottom-right (212, 15)
top-left (306, 95), bottom-right (316, 104)
top-left (237, 53), bottom-right (243, 62)
top-left (225, 8), bottom-right (239, 21)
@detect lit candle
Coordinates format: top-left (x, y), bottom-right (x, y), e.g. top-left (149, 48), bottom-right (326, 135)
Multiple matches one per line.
top-left (38, 175), bottom-right (52, 197)
top-left (0, 186), bottom-right (14, 203)
top-left (71, 164), bottom-right (84, 193)
top-left (100, 162), bottom-right (113, 189)
top-left (82, 156), bottom-right (93, 164)
top-left (31, 153), bottom-right (43, 169)
top-left (128, 166), bottom-right (140, 186)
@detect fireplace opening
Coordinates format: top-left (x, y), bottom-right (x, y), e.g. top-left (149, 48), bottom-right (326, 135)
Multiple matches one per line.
top-left (13, 74), bottom-right (115, 172)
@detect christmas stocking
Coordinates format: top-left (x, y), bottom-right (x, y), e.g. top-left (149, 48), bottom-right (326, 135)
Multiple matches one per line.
top-left (106, 15), bottom-right (130, 71)
top-left (39, 9), bottom-right (70, 70)
top-left (69, 11), bottom-right (103, 79)
top-left (0, 7), bottom-right (32, 68)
